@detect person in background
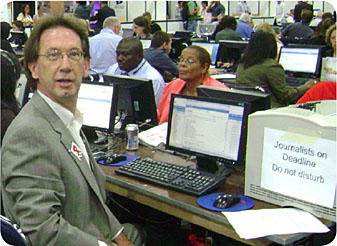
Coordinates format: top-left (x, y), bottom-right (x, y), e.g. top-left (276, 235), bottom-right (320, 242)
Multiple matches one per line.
top-left (275, 0), bottom-right (285, 25)
top-left (325, 24), bottom-right (336, 57)
top-left (133, 16), bottom-right (152, 39)
top-left (215, 15), bottom-right (242, 42)
top-left (16, 4), bottom-right (33, 27)
top-left (142, 12), bottom-right (162, 34)
top-left (322, 12), bottom-right (334, 22)
top-left (89, 1), bottom-right (101, 31)
top-left (280, 9), bottom-right (314, 40)
top-left (309, 18), bottom-right (334, 46)
top-left (90, 1), bottom-right (115, 34)
top-left (207, 1), bottom-right (225, 22)
top-left (296, 81), bottom-right (336, 104)
top-left (74, 1), bottom-right (91, 20)
top-left (89, 17), bottom-right (122, 75)
top-left (1, 50), bottom-right (22, 144)
top-left (157, 45), bottom-right (229, 123)
top-left (9, 20), bottom-right (28, 47)
top-left (144, 31), bottom-right (178, 81)
top-left (1, 14), bottom-right (145, 246)
top-left (33, 2), bottom-right (45, 24)
top-left (236, 31), bottom-right (315, 107)
top-left (187, 1), bottom-right (200, 32)
top-left (106, 37), bottom-right (165, 105)
top-left (255, 22), bottom-right (283, 60)
top-left (294, 1), bottom-right (313, 22)
top-left (236, 13), bottom-right (254, 39)
top-left (200, 1), bottom-right (212, 24)
top-left (1, 22), bottom-right (15, 54)
top-left (237, 1), bottom-right (251, 16)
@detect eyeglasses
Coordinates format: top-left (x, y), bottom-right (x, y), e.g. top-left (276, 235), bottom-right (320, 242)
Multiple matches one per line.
top-left (177, 57), bottom-right (197, 65)
top-left (38, 49), bottom-right (84, 62)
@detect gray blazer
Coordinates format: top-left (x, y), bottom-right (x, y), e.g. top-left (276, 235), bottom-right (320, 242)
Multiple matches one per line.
top-left (1, 92), bottom-right (122, 246)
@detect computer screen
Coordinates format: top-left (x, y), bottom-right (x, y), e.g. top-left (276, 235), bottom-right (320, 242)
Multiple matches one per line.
top-left (191, 42), bottom-right (219, 65)
top-left (278, 46), bottom-right (322, 76)
top-left (103, 74), bottom-right (158, 132)
top-left (198, 23), bottom-right (216, 36)
top-left (166, 94), bottom-right (250, 176)
top-left (77, 81), bottom-right (115, 143)
top-left (197, 85), bottom-right (271, 114)
top-left (140, 39), bottom-right (151, 49)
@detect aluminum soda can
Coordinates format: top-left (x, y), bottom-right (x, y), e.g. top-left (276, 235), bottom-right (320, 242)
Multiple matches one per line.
top-left (126, 124), bottom-right (139, 150)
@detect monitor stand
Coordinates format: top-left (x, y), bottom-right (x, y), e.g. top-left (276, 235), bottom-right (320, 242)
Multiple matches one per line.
top-left (196, 156), bottom-right (232, 177)
top-left (82, 126), bottom-right (108, 144)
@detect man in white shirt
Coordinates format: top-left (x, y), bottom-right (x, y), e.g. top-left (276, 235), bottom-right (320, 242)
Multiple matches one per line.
top-left (275, 1), bottom-right (286, 25)
top-left (89, 17), bottom-right (122, 75)
top-left (106, 37), bottom-right (165, 105)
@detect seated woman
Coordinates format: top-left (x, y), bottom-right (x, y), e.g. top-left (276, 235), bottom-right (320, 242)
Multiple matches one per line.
top-left (296, 81), bottom-right (336, 104)
top-left (157, 45), bottom-right (229, 123)
top-left (9, 20), bottom-right (28, 47)
top-left (236, 31), bottom-right (315, 108)
top-left (133, 16), bottom-right (152, 39)
top-left (325, 23), bottom-right (336, 57)
top-left (1, 50), bottom-right (22, 144)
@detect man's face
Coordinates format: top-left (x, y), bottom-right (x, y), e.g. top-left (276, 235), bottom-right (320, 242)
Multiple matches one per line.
top-left (28, 27), bottom-right (89, 109)
top-left (116, 43), bottom-right (142, 72)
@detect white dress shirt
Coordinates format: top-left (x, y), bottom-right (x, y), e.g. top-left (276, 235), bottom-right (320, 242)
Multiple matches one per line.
top-left (106, 59), bottom-right (165, 105)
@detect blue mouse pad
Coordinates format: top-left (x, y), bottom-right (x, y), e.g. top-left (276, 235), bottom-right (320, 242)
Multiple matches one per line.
top-left (197, 193), bottom-right (255, 212)
top-left (97, 154), bottom-right (138, 166)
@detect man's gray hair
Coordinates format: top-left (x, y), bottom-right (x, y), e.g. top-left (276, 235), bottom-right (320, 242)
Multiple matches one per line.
top-left (103, 17), bottom-right (120, 29)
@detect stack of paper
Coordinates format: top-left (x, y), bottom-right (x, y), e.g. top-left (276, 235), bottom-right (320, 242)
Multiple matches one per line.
top-left (222, 208), bottom-right (329, 240)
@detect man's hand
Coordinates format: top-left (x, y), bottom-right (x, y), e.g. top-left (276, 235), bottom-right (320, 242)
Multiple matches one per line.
top-left (113, 232), bottom-right (134, 246)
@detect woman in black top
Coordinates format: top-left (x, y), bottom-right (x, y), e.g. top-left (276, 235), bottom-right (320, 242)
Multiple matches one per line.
top-left (1, 50), bottom-right (22, 144)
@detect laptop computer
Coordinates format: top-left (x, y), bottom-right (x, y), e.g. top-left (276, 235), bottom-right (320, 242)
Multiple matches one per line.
top-left (191, 41), bottom-right (220, 65)
top-left (198, 23), bottom-right (216, 36)
top-left (278, 45), bottom-right (323, 86)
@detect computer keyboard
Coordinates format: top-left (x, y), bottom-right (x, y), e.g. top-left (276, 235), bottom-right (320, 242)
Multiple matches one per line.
top-left (285, 77), bottom-right (310, 86)
top-left (115, 157), bottom-right (226, 196)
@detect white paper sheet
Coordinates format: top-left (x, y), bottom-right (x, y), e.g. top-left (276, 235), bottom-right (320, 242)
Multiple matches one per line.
top-left (222, 208), bottom-right (329, 240)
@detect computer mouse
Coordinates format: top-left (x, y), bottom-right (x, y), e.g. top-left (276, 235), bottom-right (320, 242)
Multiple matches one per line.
top-left (213, 194), bottom-right (241, 209)
top-left (104, 155), bottom-right (127, 164)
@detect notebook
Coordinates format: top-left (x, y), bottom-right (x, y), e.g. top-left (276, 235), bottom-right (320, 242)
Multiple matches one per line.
top-left (191, 42), bottom-right (220, 65)
top-left (278, 45), bottom-right (323, 85)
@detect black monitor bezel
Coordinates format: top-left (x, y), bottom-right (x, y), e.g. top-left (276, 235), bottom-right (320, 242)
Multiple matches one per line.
top-left (278, 45), bottom-right (323, 78)
top-left (103, 74), bottom-right (158, 132)
top-left (197, 85), bottom-right (271, 114)
top-left (166, 93), bottom-right (251, 167)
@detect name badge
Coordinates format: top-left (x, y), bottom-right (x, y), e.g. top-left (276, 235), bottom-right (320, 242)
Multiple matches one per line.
top-left (71, 142), bottom-right (82, 161)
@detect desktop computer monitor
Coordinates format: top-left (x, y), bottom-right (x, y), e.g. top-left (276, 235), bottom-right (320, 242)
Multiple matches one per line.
top-left (166, 94), bottom-right (250, 176)
top-left (245, 101), bottom-right (336, 221)
top-left (103, 74), bottom-right (158, 132)
top-left (197, 85), bottom-right (271, 114)
top-left (217, 40), bottom-right (248, 70)
top-left (278, 45), bottom-right (323, 79)
top-left (122, 28), bottom-right (134, 38)
top-left (77, 81), bottom-right (115, 143)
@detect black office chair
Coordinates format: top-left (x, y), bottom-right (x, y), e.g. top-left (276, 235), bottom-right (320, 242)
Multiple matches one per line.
top-left (1, 215), bottom-right (27, 246)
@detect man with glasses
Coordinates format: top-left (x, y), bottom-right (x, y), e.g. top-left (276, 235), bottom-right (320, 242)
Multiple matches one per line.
top-left (1, 14), bottom-right (144, 246)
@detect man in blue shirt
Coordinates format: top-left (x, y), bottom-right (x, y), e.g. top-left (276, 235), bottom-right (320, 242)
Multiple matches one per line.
top-left (106, 37), bottom-right (165, 105)
top-left (236, 13), bottom-right (254, 39)
top-left (281, 9), bottom-right (314, 39)
top-left (207, 1), bottom-right (225, 22)
top-left (144, 31), bottom-right (178, 82)
top-left (89, 17), bottom-right (122, 75)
